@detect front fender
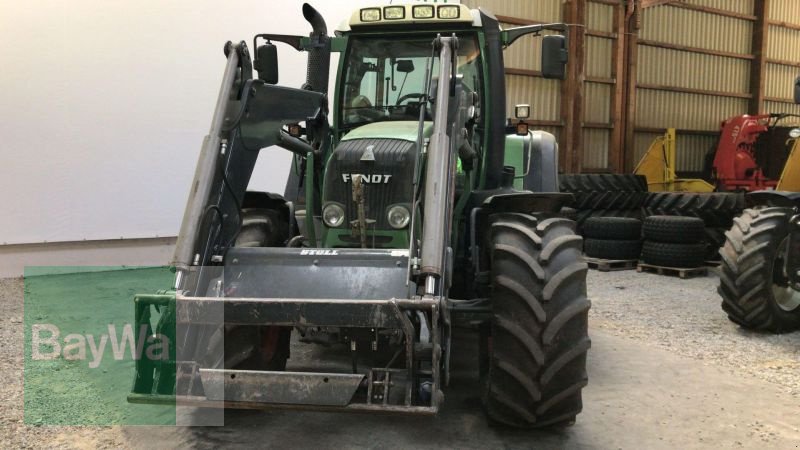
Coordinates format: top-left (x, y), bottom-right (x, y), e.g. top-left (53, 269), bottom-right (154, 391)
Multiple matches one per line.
top-left (746, 191), bottom-right (800, 208)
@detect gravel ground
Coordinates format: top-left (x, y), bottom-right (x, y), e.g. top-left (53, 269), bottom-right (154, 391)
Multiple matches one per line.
top-left (0, 278), bottom-right (126, 448)
top-left (2, 270), bottom-right (799, 448)
top-left (587, 270), bottom-right (800, 398)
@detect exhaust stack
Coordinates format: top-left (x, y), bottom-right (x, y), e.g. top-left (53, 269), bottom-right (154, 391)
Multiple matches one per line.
top-left (302, 3), bottom-right (330, 94)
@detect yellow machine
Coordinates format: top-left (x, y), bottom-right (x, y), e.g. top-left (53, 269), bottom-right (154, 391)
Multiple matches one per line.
top-left (634, 128), bottom-right (800, 193)
top-left (633, 129), bottom-right (714, 192)
top-left (777, 130), bottom-right (800, 191)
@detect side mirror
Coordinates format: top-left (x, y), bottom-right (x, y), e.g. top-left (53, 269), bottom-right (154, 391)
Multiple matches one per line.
top-left (396, 60), bottom-right (415, 73)
top-left (255, 43), bottom-right (279, 84)
top-left (795, 75), bottom-right (800, 104)
top-left (541, 35), bottom-right (568, 80)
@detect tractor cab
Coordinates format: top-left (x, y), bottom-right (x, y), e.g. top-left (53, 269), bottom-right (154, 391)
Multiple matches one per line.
top-left (310, 4), bottom-right (567, 249)
top-left (320, 7), bottom-right (486, 249)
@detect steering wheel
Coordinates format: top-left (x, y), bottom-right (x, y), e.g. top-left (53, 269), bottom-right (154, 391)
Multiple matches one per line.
top-left (396, 93), bottom-right (427, 106)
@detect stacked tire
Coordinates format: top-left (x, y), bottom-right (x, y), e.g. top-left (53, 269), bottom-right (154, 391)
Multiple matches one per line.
top-left (582, 217), bottom-right (643, 260)
top-left (559, 174), bottom-right (648, 232)
top-left (641, 216), bottom-right (706, 268)
top-left (644, 192), bottom-right (744, 261)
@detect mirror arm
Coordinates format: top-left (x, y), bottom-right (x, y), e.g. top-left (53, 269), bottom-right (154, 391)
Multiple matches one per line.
top-left (502, 23), bottom-right (569, 48)
top-left (253, 34), bottom-right (305, 52)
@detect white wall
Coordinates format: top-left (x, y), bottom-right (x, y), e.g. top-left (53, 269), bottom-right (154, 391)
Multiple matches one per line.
top-left (0, 0), bottom-right (393, 246)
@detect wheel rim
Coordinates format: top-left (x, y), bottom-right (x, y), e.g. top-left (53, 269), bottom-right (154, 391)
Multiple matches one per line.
top-left (771, 238), bottom-right (800, 312)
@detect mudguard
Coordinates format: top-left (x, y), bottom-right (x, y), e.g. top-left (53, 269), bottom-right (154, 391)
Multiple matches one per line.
top-left (504, 131), bottom-right (560, 193)
top-left (746, 190), bottom-right (800, 208)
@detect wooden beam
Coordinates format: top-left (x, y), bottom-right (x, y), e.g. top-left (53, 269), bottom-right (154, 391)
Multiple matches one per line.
top-left (635, 127), bottom-right (719, 136)
top-left (623, 0), bottom-right (641, 172)
top-left (586, 30), bottom-right (617, 39)
top-left (750, 0), bottom-right (770, 114)
top-left (505, 68), bottom-right (615, 86)
top-left (504, 68), bottom-right (542, 78)
top-left (610, 1), bottom-right (627, 173)
top-left (769, 20), bottom-right (800, 32)
top-left (637, 83), bottom-right (753, 99)
top-left (560, 0), bottom-right (587, 173)
top-left (590, 0), bottom-right (624, 6)
top-left (641, 0), bottom-right (674, 8)
top-left (584, 122), bottom-right (615, 129)
top-left (638, 39), bottom-right (755, 61)
top-left (766, 57), bottom-right (800, 69)
top-left (521, 119), bottom-right (564, 128)
top-left (585, 76), bottom-right (616, 85)
top-left (764, 96), bottom-right (800, 104)
top-left (664, 2), bottom-right (757, 22)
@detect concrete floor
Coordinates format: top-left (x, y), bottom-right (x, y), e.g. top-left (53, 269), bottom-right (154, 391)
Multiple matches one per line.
top-left (6, 271), bottom-right (799, 449)
top-left (120, 328), bottom-right (800, 449)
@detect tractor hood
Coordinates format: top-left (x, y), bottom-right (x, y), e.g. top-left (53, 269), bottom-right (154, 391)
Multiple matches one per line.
top-left (342, 121), bottom-right (433, 143)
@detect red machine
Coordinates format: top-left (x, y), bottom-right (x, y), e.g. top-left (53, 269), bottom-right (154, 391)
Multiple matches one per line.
top-left (711, 114), bottom-right (780, 191)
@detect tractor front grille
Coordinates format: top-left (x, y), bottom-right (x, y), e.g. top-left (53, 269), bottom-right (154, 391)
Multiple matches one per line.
top-left (323, 138), bottom-right (418, 230)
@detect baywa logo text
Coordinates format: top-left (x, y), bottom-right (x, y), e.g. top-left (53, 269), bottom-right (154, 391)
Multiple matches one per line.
top-left (31, 323), bottom-right (169, 368)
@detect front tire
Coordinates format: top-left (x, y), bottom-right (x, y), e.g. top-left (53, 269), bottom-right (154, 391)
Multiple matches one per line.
top-left (483, 214), bottom-right (591, 428)
top-left (719, 208), bottom-right (800, 333)
top-left (210, 206), bottom-right (292, 371)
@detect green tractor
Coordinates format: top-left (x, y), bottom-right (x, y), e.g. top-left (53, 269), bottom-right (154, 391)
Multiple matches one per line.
top-left (129, 3), bottom-right (590, 428)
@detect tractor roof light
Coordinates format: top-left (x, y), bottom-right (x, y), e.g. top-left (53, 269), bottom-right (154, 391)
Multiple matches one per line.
top-left (360, 8), bottom-right (381, 22)
top-left (383, 6), bottom-right (405, 20)
top-left (412, 5), bottom-right (435, 19)
top-left (438, 5), bottom-right (461, 19)
top-left (346, 4), bottom-right (475, 29)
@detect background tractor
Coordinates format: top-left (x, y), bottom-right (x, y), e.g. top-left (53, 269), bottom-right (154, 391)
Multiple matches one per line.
top-left (716, 76), bottom-right (800, 333)
top-left (129, 3), bottom-right (591, 428)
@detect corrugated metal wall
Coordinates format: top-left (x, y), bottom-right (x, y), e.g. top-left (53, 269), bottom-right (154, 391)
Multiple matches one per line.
top-left (766, 0), bottom-right (800, 124)
top-left (462, 0), bottom-right (800, 173)
top-left (464, 0), bottom-right (622, 171)
top-left (633, 2), bottom-right (753, 171)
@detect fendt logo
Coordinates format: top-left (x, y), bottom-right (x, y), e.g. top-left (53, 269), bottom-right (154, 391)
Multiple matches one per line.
top-left (341, 174), bottom-right (392, 184)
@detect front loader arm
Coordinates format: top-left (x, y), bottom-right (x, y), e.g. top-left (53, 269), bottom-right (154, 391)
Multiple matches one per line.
top-left (172, 41), bottom-right (327, 294)
top-left (420, 36), bottom-right (460, 296)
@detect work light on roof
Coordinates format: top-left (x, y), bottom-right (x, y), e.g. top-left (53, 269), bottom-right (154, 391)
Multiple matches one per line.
top-left (412, 5), bottom-right (435, 19)
top-left (360, 8), bottom-right (381, 22)
top-left (383, 6), bottom-right (405, 20)
top-left (438, 5), bottom-right (460, 19)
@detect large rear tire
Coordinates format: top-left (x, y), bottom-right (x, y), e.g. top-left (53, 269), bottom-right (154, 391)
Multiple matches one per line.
top-left (718, 208), bottom-right (800, 333)
top-left (483, 214), bottom-right (591, 428)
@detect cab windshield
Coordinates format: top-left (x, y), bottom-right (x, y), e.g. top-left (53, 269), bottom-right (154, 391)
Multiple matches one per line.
top-left (340, 34), bottom-right (482, 128)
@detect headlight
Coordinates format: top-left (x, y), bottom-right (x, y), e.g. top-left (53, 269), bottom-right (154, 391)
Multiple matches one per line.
top-left (323, 203), bottom-right (345, 228)
top-left (387, 205), bottom-right (411, 229)
top-left (360, 8), bottom-right (381, 22)
top-left (412, 5), bottom-right (434, 19)
top-left (438, 5), bottom-right (460, 19)
top-left (384, 6), bottom-right (405, 20)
